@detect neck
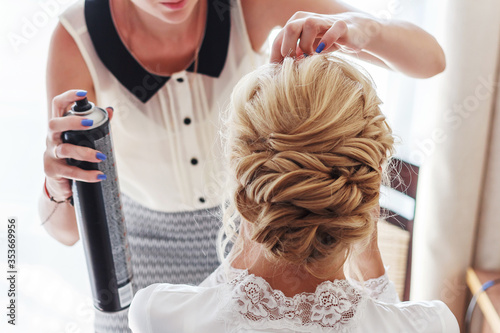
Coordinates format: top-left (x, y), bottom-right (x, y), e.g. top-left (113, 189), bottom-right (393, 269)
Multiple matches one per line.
top-left (231, 222), bottom-right (347, 297)
top-left (120, 0), bottom-right (206, 42)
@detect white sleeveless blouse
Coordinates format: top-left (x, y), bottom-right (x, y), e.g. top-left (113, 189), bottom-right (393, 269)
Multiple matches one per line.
top-left (59, 0), bottom-right (268, 212)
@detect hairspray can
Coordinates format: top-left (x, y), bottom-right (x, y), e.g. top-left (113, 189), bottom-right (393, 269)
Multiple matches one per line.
top-left (62, 98), bottom-right (133, 312)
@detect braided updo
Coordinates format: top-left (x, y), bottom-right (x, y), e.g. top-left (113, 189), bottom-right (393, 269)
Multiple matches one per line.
top-left (221, 54), bottom-right (394, 275)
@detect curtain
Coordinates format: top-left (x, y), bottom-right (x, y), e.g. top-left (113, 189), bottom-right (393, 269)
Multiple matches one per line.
top-left (409, 0), bottom-right (500, 328)
top-left (475, 76), bottom-right (500, 269)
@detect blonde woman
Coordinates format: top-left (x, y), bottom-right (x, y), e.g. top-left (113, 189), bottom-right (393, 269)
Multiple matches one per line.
top-left (128, 54), bottom-right (458, 333)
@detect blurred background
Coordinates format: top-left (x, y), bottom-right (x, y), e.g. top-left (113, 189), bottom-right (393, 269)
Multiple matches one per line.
top-left (0, 0), bottom-right (499, 332)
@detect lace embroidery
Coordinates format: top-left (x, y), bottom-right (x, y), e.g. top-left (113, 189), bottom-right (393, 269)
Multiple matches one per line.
top-left (217, 270), bottom-right (368, 333)
top-left (350, 272), bottom-right (400, 304)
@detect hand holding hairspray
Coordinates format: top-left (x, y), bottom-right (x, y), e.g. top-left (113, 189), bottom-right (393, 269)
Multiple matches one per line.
top-left (62, 98), bottom-right (133, 312)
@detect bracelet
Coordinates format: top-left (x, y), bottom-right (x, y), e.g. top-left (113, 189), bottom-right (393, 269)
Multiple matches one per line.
top-left (44, 178), bottom-right (74, 206)
top-left (41, 179), bottom-right (74, 225)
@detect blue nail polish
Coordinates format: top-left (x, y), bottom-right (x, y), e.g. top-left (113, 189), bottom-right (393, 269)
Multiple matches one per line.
top-left (97, 174), bottom-right (107, 180)
top-left (96, 152), bottom-right (107, 161)
top-left (316, 42), bottom-right (326, 53)
top-left (81, 119), bottom-right (93, 126)
top-left (76, 90), bottom-right (87, 97)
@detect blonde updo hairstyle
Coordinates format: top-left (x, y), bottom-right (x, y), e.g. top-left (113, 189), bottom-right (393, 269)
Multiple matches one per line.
top-left (220, 54), bottom-right (395, 279)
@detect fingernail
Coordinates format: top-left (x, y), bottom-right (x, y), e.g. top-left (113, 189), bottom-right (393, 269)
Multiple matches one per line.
top-left (81, 119), bottom-right (93, 126)
top-left (107, 106), bottom-right (114, 111)
top-left (97, 174), bottom-right (107, 180)
top-left (316, 42), bottom-right (325, 53)
top-left (96, 152), bottom-right (107, 161)
top-left (304, 53), bottom-right (309, 57)
top-left (76, 90), bottom-right (87, 97)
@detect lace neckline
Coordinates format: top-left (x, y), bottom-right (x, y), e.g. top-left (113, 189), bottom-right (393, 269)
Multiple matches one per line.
top-left (217, 269), bottom-right (368, 333)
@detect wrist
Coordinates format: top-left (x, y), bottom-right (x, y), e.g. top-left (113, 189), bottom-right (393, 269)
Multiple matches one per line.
top-left (358, 14), bottom-right (385, 52)
top-left (44, 178), bottom-right (73, 205)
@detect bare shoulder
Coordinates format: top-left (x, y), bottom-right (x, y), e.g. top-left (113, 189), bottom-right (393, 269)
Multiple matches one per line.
top-left (240, 0), bottom-right (353, 52)
top-left (46, 23), bottom-right (95, 116)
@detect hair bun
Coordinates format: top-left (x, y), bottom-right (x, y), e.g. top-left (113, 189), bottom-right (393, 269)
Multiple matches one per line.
top-left (224, 54), bottom-right (394, 270)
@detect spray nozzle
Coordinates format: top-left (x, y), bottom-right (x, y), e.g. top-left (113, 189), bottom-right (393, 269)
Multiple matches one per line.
top-left (73, 97), bottom-right (92, 112)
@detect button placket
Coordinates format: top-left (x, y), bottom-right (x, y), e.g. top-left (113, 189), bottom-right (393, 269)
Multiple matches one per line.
top-left (172, 73), bottom-right (205, 206)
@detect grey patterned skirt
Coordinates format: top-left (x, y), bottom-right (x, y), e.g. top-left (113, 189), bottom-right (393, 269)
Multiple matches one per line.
top-left (94, 192), bottom-right (222, 332)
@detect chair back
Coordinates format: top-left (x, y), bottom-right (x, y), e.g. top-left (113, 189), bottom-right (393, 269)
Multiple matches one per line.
top-left (378, 158), bottom-right (419, 301)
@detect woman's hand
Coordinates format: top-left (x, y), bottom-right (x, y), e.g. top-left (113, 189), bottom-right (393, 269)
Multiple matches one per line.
top-left (270, 9), bottom-right (445, 77)
top-left (43, 90), bottom-right (114, 200)
top-left (271, 11), bottom-right (378, 62)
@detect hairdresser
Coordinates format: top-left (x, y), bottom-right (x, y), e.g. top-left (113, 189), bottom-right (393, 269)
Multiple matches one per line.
top-left (39, 0), bottom-right (445, 332)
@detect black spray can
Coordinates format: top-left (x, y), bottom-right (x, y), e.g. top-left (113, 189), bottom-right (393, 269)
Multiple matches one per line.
top-left (62, 98), bottom-right (133, 312)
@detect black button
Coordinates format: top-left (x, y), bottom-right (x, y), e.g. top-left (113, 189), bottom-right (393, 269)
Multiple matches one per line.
top-left (184, 117), bottom-right (191, 125)
top-left (199, 197), bottom-right (205, 203)
top-left (191, 158), bottom-right (198, 165)
top-left (176, 78), bottom-right (184, 83)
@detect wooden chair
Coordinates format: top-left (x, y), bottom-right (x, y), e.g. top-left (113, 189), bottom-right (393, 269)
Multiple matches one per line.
top-left (466, 268), bottom-right (500, 332)
top-left (378, 158), bottom-right (419, 301)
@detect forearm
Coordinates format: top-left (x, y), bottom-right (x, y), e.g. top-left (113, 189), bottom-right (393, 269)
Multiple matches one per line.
top-left (38, 184), bottom-right (80, 246)
top-left (361, 16), bottom-right (446, 78)
top-left (268, 0), bottom-right (446, 78)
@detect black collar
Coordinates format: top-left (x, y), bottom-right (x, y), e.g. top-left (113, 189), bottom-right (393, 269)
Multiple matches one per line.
top-left (85, 0), bottom-right (231, 103)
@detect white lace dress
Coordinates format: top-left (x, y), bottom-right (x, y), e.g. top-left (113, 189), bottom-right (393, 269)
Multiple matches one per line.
top-left (128, 265), bottom-right (459, 333)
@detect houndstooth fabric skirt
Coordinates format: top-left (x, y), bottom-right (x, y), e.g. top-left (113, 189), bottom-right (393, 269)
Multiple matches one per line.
top-left (93, 192), bottom-right (222, 332)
